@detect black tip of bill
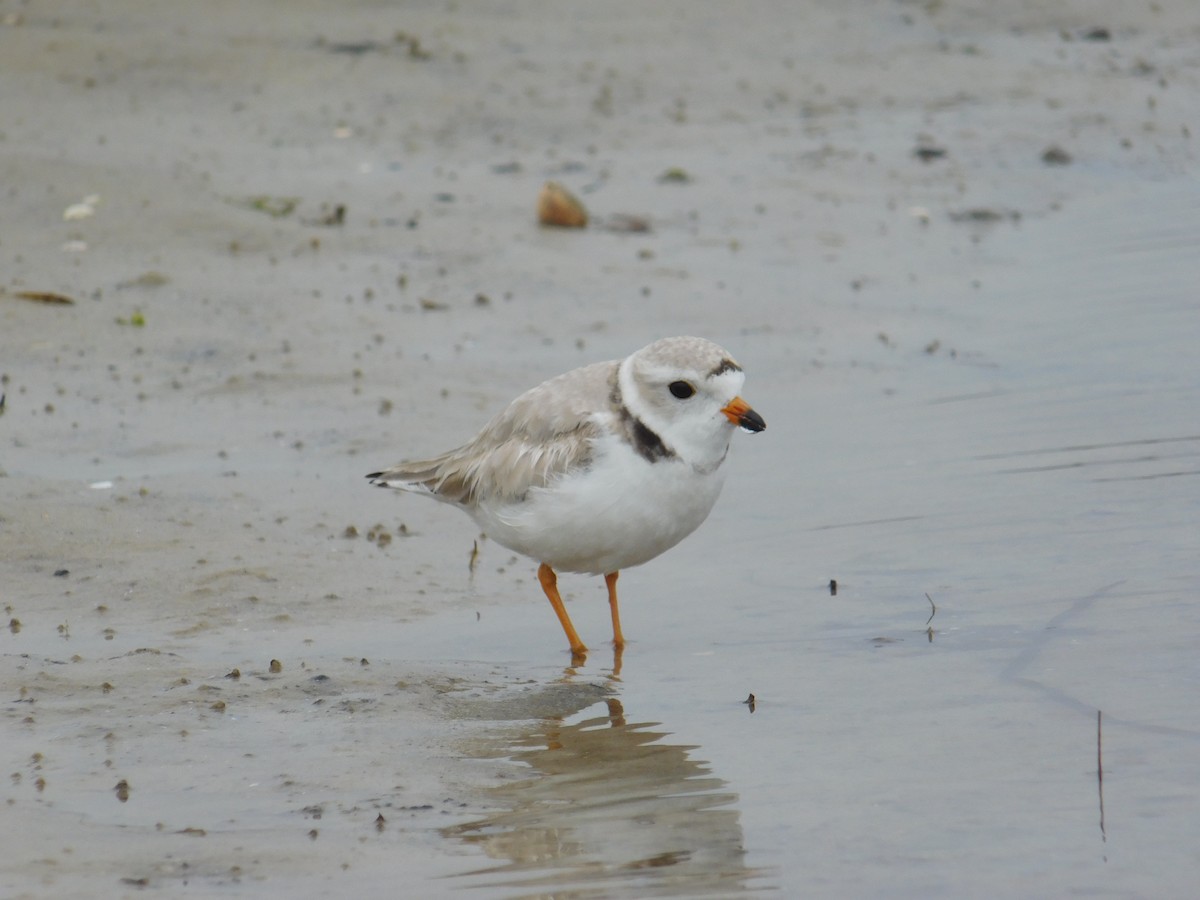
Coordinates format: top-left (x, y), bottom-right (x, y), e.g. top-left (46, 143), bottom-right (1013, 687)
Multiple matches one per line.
top-left (738, 408), bottom-right (766, 434)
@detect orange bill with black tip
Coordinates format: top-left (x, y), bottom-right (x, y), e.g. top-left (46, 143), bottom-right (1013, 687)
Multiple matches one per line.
top-left (721, 396), bottom-right (766, 433)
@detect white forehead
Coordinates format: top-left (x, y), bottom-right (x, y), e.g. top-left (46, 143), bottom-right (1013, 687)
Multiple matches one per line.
top-left (706, 366), bottom-right (746, 397)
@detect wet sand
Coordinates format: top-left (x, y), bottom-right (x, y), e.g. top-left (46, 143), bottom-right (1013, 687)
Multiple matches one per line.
top-left (3, 1), bottom-right (1199, 897)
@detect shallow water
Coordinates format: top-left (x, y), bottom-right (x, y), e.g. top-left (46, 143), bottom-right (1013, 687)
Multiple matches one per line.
top-left (386, 179), bottom-right (1200, 897)
top-left (444, 700), bottom-right (763, 897)
top-left (3, 2), bottom-right (1198, 897)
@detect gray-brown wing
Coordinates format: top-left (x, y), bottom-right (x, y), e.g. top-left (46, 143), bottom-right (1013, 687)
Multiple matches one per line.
top-left (368, 359), bottom-right (617, 506)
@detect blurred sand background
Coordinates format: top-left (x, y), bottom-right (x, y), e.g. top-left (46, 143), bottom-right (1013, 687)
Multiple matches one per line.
top-left (2, 1), bottom-right (1198, 896)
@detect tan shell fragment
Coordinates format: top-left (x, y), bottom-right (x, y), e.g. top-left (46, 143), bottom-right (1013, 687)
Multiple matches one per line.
top-left (537, 181), bottom-right (588, 228)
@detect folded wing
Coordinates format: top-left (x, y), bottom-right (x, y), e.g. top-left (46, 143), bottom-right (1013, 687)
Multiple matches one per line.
top-left (367, 360), bottom-right (615, 506)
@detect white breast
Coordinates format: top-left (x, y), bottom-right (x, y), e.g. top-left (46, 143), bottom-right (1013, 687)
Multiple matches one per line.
top-left (468, 430), bottom-right (729, 575)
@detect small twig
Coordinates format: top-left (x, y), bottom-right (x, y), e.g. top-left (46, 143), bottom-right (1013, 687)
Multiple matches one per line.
top-left (1097, 709), bottom-right (1107, 846)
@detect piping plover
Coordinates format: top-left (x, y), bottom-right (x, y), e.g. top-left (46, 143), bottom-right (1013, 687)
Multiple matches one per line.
top-left (367, 336), bottom-right (765, 657)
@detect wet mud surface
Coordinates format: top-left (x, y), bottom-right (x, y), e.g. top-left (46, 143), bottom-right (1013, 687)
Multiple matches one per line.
top-left (2, 1), bottom-right (1198, 897)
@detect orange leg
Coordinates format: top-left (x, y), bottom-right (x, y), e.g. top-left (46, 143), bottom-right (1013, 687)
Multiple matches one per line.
top-left (538, 563), bottom-right (588, 656)
top-left (605, 571), bottom-right (625, 648)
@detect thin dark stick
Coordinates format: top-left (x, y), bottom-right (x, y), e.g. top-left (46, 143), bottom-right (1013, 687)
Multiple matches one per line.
top-left (1097, 709), bottom-right (1107, 847)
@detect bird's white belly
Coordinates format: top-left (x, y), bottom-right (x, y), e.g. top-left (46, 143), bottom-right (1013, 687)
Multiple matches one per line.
top-left (471, 438), bottom-right (728, 575)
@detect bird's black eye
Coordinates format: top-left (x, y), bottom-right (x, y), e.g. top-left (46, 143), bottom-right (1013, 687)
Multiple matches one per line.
top-left (668, 381), bottom-right (695, 399)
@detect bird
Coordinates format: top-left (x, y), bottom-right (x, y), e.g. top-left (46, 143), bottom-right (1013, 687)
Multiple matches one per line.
top-left (366, 336), bottom-right (765, 658)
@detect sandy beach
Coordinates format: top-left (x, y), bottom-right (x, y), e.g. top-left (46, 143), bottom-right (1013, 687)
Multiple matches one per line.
top-left (3, 1), bottom-right (1198, 896)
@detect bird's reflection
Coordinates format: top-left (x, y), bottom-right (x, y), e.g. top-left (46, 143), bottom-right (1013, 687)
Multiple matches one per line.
top-left (566, 642), bottom-right (623, 681)
top-left (443, 688), bottom-right (766, 897)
